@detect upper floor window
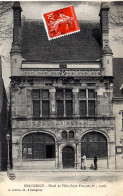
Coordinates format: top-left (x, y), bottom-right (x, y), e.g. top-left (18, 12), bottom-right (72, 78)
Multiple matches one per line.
top-left (56, 89), bottom-right (73, 117)
top-left (79, 89), bottom-right (96, 117)
top-left (32, 89), bottom-right (50, 117)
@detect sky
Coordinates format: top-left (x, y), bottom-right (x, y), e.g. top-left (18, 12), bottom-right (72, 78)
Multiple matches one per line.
top-left (21, 1), bottom-right (100, 20)
top-left (0, 1), bottom-right (123, 89)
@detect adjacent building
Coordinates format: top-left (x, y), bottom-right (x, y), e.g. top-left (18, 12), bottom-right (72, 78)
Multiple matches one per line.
top-left (0, 56), bottom-right (7, 171)
top-left (10, 2), bottom-right (116, 170)
top-left (113, 58), bottom-right (123, 169)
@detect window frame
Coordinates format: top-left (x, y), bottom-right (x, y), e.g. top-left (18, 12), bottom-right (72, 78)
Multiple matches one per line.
top-left (32, 89), bottom-right (50, 117)
top-left (62, 131), bottom-right (67, 140)
top-left (32, 89), bottom-right (40, 117)
top-left (69, 131), bottom-right (74, 139)
top-left (22, 133), bottom-right (55, 160)
top-left (41, 90), bottom-right (50, 117)
top-left (33, 100), bottom-right (40, 117)
top-left (81, 132), bottom-right (107, 158)
top-left (56, 88), bottom-right (73, 117)
top-left (79, 89), bottom-right (96, 117)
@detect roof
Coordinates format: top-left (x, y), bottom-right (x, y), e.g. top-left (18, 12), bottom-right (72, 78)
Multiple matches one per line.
top-left (113, 58), bottom-right (123, 98)
top-left (21, 19), bottom-right (102, 62)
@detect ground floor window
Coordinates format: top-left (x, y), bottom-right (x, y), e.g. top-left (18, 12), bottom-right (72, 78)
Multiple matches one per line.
top-left (22, 132), bottom-right (55, 159)
top-left (81, 132), bottom-right (107, 158)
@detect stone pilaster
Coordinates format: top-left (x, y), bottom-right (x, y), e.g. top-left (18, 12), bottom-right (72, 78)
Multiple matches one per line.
top-left (73, 88), bottom-right (79, 117)
top-left (56, 142), bottom-right (60, 169)
top-left (49, 87), bottom-right (56, 117)
top-left (78, 142), bottom-right (81, 169)
top-left (108, 142), bottom-right (115, 169)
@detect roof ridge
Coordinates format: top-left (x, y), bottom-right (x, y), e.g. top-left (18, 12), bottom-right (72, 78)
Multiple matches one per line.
top-left (23, 18), bottom-right (99, 23)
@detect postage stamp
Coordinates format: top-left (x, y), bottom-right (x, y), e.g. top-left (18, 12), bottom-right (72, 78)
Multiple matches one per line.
top-left (42, 5), bottom-right (80, 40)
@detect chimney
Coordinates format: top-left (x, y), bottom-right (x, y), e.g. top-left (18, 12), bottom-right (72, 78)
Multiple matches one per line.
top-left (99, 2), bottom-right (113, 77)
top-left (10, 2), bottom-right (22, 76)
top-left (11, 1), bottom-right (22, 50)
top-left (99, 2), bottom-right (110, 48)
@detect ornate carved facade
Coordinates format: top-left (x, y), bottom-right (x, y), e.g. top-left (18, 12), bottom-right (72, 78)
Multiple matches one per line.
top-left (10, 2), bottom-right (117, 170)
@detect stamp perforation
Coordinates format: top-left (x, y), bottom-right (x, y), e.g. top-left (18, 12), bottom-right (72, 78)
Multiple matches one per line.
top-left (42, 5), bottom-right (80, 41)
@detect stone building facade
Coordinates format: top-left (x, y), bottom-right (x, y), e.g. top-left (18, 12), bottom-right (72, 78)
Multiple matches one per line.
top-left (113, 58), bottom-right (123, 169)
top-left (10, 2), bottom-right (116, 170)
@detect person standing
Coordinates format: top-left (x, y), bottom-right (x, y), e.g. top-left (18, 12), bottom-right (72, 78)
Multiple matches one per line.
top-left (82, 155), bottom-right (86, 169)
top-left (94, 155), bottom-right (97, 170)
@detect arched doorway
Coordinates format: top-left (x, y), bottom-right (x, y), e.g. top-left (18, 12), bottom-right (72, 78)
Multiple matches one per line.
top-left (22, 132), bottom-right (55, 159)
top-left (81, 132), bottom-right (107, 158)
top-left (62, 146), bottom-right (75, 168)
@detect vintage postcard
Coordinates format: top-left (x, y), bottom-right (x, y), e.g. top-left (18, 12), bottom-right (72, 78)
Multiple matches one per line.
top-left (0, 0), bottom-right (123, 196)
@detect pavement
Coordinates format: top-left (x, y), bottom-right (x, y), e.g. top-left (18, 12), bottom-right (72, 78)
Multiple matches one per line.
top-left (0, 169), bottom-right (123, 182)
top-left (0, 170), bottom-right (123, 196)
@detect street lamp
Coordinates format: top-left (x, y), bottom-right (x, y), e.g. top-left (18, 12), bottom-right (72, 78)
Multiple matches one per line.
top-left (6, 133), bottom-right (10, 174)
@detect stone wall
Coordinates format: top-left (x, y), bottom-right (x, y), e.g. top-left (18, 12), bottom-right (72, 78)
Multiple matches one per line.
top-left (11, 74), bottom-right (115, 169)
top-left (11, 77), bottom-right (114, 118)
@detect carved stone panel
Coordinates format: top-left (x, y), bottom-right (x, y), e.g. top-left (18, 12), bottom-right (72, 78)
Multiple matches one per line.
top-left (21, 69), bottom-right (103, 77)
top-left (12, 117), bottom-right (115, 129)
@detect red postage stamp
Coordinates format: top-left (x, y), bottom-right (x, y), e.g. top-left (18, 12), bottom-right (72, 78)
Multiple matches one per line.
top-left (43, 5), bottom-right (80, 40)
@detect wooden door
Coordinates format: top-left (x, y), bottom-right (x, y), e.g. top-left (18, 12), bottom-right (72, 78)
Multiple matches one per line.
top-left (62, 146), bottom-right (75, 168)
